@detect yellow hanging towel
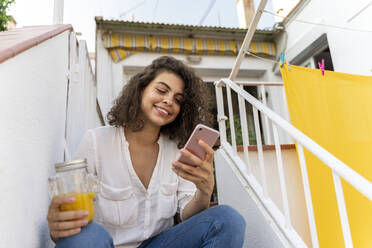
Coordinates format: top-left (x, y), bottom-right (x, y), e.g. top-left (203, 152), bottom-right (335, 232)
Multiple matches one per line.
top-left (281, 64), bottom-right (372, 248)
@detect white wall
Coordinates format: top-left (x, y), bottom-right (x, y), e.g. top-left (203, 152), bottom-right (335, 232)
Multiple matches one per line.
top-left (0, 31), bottom-right (69, 248)
top-left (0, 29), bottom-right (101, 248)
top-left (96, 29), bottom-right (116, 124)
top-left (65, 37), bottom-right (102, 156)
top-left (118, 51), bottom-right (270, 81)
top-left (238, 148), bottom-right (311, 247)
top-left (285, 0), bottom-right (372, 76)
top-left (216, 146), bottom-right (310, 247)
top-left (215, 149), bottom-right (287, 248)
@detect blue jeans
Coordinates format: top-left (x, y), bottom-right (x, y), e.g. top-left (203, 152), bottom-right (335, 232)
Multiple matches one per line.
top-left (56, 205), bottom-right (246, 248)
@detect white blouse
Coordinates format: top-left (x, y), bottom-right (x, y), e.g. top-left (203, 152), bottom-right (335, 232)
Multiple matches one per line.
top-left (73, 126), bottom-right (197, 247)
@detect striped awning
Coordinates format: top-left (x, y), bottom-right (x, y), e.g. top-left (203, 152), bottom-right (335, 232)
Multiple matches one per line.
top-left (103, 33), bottom-right (276, 63)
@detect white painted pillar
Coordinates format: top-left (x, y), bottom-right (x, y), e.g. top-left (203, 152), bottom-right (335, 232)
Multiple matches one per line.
top-left (236, 0), bottom-right (255, 29)
top-left (53, 0), bottom-right (64, 24)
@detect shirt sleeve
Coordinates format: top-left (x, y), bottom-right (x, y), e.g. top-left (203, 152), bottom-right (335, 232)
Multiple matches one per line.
top-left (176, 148), bottom-right (197, 221)
top-left (72, 130), bottom-right (97, 175)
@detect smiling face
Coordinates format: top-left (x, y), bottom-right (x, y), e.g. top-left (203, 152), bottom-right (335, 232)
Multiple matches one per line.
top-left (139, 71), bottom-right (185, 128)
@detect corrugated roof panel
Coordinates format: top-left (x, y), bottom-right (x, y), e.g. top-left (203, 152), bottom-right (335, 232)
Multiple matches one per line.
top-left (95, 17), bottom-right (278, 33)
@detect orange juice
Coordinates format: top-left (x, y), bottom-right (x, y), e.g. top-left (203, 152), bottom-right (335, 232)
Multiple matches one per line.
top-left (60, 192), bottom-right (96, 221)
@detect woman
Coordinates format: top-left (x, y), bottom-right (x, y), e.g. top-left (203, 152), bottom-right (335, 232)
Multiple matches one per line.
top-left (47, 56), bottom-right (246, 247)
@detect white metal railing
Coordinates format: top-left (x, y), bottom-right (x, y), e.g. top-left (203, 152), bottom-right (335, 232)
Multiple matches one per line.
top-left (215, 78), bottom-right (372, 248)
top-left (216, 0), bottom-right (372, 246)
top-left (235, 81), bottom-right (286, 146)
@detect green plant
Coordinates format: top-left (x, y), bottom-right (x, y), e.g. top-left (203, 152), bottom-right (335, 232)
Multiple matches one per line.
top-left (0, 0), bottom-right (15, 31)
top-left (226, 114), bottom-right (257, 145)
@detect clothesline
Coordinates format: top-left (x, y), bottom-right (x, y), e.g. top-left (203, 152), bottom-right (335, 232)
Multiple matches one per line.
top-left (245, 51), bottom-right (281, 64)
top-left (246, 51), bottom-right (294, 71)
top-left (263, 9), bottom-right (372, 33)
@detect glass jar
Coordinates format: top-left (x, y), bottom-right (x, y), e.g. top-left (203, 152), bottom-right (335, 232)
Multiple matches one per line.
top-left (48, 159), bottom-right (99, 222)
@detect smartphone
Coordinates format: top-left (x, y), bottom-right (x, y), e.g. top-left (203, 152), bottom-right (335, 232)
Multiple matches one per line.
top-left (177, 124), bottom-right (220, 167)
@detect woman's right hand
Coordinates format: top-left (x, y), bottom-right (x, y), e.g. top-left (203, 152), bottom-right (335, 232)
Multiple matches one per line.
top-left (47, 195), bottom-right (90, 242)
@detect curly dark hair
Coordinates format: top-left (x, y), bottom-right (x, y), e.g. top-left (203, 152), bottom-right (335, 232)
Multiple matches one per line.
top-left (107, 56), bottom-right (214, 148)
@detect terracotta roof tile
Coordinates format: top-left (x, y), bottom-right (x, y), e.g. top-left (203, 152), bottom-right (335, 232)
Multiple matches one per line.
top-left (0, 24), bottom-right (73, 64)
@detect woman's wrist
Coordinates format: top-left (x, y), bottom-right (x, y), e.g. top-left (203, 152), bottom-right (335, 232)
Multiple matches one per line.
top-left (182, 189), bottom-right (211, 221)
top-left (194, 189), bottom-right (211, 208)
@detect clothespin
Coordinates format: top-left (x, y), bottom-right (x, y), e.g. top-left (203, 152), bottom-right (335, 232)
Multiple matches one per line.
top-left (318, 59), bottom-right (325, 76)
top-left (280, 52), bottom-right (291, 71)
top-left (280, 53), bottom-right (285, 68)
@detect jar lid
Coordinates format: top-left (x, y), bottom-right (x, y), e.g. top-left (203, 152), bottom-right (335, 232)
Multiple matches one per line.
top-left (55, 158), bottom-right (87, 172)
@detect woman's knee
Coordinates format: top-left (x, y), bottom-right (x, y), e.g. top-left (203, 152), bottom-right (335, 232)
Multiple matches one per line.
top-left (56, 221), bottom-right (113, 248)
top-left (209, 205), bottom-right (246, 233)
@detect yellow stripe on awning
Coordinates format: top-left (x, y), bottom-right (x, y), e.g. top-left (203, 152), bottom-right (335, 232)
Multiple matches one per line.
top-left (184, 38), bottom-right (192, 54)
top-left (250, 41), bottom-right (258, 54)
top-left (109, 49), bottom-right (118, 63)
top-left (173, 37), bottom-right (180, 54)
top-left (111, 34), bottom-right (119, 47)
top-left (103, 33), bottom-right (276, 63)
top-left (195, 39), bottom-right (203, 55)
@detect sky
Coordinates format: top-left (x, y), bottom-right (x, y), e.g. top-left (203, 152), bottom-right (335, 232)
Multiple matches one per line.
top-left (8, 0), bottom-right (288, 52)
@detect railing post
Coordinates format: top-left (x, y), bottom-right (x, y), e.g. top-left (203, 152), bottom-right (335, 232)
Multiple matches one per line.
top-left (281, 86), bottom-right (293, 143)
top-left (332, 172), bottom-right (353, 248)
top-left (215, 81), bottom-right (227, 144)
top-left (226, 85), bottom-right (237, 155)
top-left (238, 85), bottom-right (252, 174)
top-left (253, 106), bottom-right (268, 197)
top-left (260, 85), bottom-right (272, 144)
top-left (272, 123), bottom-right (291, 227)
top-left (297, 144), bottom-right (319, 248)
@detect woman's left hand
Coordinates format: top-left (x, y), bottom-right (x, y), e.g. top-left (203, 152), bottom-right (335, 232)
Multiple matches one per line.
top-left (172, 139), bottom-right (215, 198)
